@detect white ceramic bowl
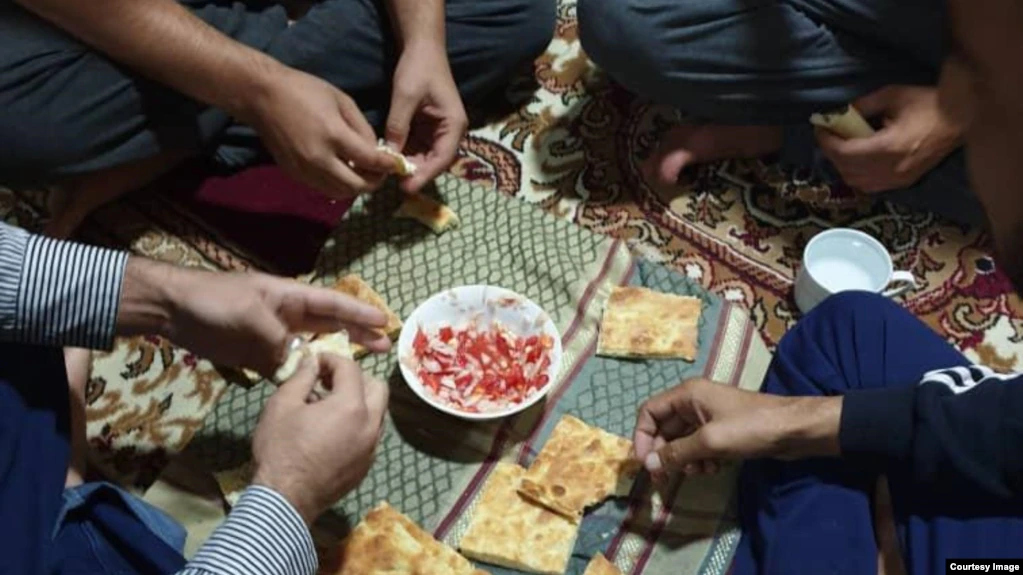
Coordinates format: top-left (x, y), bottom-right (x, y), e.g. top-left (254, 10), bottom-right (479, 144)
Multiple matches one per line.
top-left (397, 285), bottom-right (563, 421)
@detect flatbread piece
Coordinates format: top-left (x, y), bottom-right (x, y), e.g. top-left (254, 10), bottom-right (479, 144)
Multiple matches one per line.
top-left (394, 193), bottom-right (460, 234)
top-left (332, 502), bottom-right (487, 575)
top-left (597, 286), bottom-right (701, 361)
top-left (460, 462), bottom-right (578, 575)
top-left (809, 105), bottom-right (875, 139)
top-left (377, 140), bottom-right (417, 176)
top-left (518, 415), bottom-right (640, 522)
top-left (322, 274), bottom-right (403, 358)
top-left (583, 554), bottom-right (623, 575)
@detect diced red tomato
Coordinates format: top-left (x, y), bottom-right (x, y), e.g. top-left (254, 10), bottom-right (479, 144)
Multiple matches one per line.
top-left (412, 322), bottom-right (553, 413)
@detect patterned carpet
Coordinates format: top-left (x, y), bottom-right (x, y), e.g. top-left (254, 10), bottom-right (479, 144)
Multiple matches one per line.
top-left (3, 0), bottom-right (1020, 489)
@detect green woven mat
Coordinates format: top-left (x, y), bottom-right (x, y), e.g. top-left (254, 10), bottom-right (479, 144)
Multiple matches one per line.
top-left (188, 173), bottom-right (771, 574)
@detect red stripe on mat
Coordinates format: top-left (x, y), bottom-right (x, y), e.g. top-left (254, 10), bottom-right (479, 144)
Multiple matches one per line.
top-left (605, 301), bottom-right (734, 561)
top-left (434, 240), bottom-right (632, 539)
top-left (630, 315), bottom-right (755, 575)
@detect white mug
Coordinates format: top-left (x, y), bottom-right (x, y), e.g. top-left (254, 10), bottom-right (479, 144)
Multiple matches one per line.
top-left (794, 228), bottom-right (918, 314)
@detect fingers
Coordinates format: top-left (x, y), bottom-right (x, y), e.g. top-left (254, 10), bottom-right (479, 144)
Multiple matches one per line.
top-left (251, 307), bottom-right (292, 377)
top-left (647, 429), bottom-right (716, 477)
top-left (633, 380), bottom-right (710, 463)
top-left (398, 120), bottom-right (468, 192)
top-left (275, 355), bottom-right (320, 404)
top-left (309, 157), bottom-right (374, 198)
top-left (634, 380), bottom-right (702, 436)
top-left (337, 93), bottom-right (378, 144)
top-left (268, 278), bottom-right (388, 329)
top-left (854, 86), bottom-right (895, 119)
top-left (385, 87), bottom-right (417, 152)
top-left (331, 93), bottom-right (397, 177)
top-left (362, 375), bottom-right (390, 432)
top-left (344, 325), bottom-right (393, 354)
top-left (814, 127), bottom-right (901, 192)
top-left (321, 355), bottom-right (368, 407)
top-left (814, 126), bottom-right (886, 159)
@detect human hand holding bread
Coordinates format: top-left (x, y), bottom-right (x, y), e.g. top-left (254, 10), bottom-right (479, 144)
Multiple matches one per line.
top-left (811, 85), bottom-right (964, 194)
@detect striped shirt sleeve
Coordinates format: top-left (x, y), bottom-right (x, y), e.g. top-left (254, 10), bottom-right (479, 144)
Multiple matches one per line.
top-left (0, 222), bottom-right (128, 349)
top-left (178, 485), bottom-right (318, 575)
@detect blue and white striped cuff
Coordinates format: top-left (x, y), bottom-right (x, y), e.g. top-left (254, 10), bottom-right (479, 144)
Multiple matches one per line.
top-left (0, 225), bottom-right (128, 349)
top-left (183, 485), bottom-right (318, 575)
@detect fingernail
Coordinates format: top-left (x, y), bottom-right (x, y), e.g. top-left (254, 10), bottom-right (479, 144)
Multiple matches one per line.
top-left (645, 452), bottom-right (662, 473)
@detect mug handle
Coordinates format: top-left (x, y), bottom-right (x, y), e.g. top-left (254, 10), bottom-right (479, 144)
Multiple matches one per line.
top-left (883, 271), bottom-right (918, 298)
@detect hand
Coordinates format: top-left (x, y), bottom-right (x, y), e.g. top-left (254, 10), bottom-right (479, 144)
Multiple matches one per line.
top-left (245, 67), bottom-right (397, 198)
top-left (252, 355), bottom-right (388, 523)
top-left (815, 85), bottom-right (965, 193)
top-left (385, 43), bottom-right (468, 193)
top-left (633, 378), bottom-right (841, 483)
top-left (116, 258), bottom-right (393, 376)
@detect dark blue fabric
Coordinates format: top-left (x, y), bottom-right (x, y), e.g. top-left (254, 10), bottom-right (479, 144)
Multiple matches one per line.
top-left (0, 344), bottom-right (71, 574)
top-left (0, 343), bottom-right (186, 574)
top-left (732, 292), bottom-right (1023, 574)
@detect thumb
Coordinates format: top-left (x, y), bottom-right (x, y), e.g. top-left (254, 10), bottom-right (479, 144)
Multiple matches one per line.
top-left (274, 355), bottom-right (319, 404)
top-left (645, 430), bottom-right (716, 475)
top-left (385, 91), bottom-right (416, 151)
top-left (854, 87), bottom-right (894, 119)
top-left (250, 306), bottom-right (291, 378)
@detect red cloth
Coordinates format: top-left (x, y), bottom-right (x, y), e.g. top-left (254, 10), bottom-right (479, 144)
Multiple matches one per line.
top-left (158, 162), bottom-right (353, 275)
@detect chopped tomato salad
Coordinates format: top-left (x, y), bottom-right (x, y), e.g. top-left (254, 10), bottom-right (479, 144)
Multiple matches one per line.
top-left (412, 322), bottom-right (554, 413)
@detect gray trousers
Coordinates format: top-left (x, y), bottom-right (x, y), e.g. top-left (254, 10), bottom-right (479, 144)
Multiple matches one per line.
top-left (578, 0), bottom-right (986, 227)
top-left (0, 0), bottom-right (554, 180)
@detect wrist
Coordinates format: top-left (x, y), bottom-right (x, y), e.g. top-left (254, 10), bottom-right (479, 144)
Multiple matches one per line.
top-left (224, 56), bottom-right (289, 125)
top-left (115, 257), bottom-right (176, 338)
top-left (252, 472), bottom-right (319, 526)
top-left (776, 396), bottom-right (843, 459)
top-left (396, 25), bottom-right (446, 55)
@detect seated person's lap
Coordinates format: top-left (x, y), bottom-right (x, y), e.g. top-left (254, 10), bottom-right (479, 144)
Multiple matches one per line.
top-left (734, 292), bottom-right (1023, 575)
top-left (576, 0), bottom-right (984, 226)
top-left (0, 343), bottom-right (187, 573)
top-left (0, 0), bottom-right (552, 178)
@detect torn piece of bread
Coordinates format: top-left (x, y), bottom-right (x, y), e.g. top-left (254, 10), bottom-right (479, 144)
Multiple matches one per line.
top-left (271, 330), bottom-right (353, 382)
top-left (322, 274), bottom-right (402, 358)
top-left (583, 554), bottom-right (623, 575)
top-left (809, 105), bottom-right (875, 139)
top-left (331, 502), bottom-right (486, 575)
top-left (597, 286), bottom-right (702, 361)
top-left (377, 140), bottom-right (417, 176)
top-left (518, 415), bottom-right (640, 522)
top-left (394, 193), bottom-right (460, 234)
top-left (459, 462), bottom-right (578, 575)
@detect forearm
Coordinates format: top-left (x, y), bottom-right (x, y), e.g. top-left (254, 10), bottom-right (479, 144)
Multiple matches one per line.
top-left (13, 0), bottom-right (282, 120)
top-left (384, 0), bottom-right (445, 49)
top-left (0, 221), bottom-right (205, 349)
top-left (176, 486), bottom-right (318, 575)
top-left (774, 396), bottom-right (843, 460)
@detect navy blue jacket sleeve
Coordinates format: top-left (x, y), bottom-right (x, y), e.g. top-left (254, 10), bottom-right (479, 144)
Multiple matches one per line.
top-left (840, 366), bottom-right (1023, 502)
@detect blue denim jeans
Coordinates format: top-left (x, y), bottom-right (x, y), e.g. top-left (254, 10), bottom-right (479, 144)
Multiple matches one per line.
top-left (0, 343), bottom-right (186, 574)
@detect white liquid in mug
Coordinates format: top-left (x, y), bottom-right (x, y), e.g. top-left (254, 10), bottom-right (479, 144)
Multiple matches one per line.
top-left (811, 257), bottom-right (879, 293)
